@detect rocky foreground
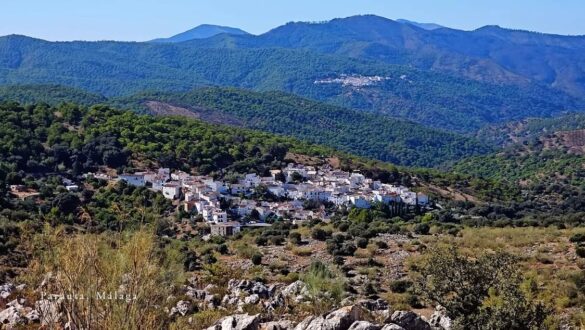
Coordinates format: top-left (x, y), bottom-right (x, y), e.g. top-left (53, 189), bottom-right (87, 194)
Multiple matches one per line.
top-left (204, 305), bottom-right (451, 330)
top-left (0, 279), bottom-right (451, 329)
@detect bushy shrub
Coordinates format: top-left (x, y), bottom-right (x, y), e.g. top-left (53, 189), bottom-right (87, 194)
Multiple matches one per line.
top-left (570, 233), bottom-right (585, 243)
top-left (415, 247), bottom-right (549, 329)
top-left (289, 232), bottom-right (302, 245)
top-left (311, 228), bottom-right (329, 241)
top-left (390, 279), bottom-right (413, 293)
top-left (251, 253), bottom-right (263, 265)
top-left (413, 223), bottom-right (430, 235)
top-left (356, 237), bottom-right (369, 249)
top-left (576, 247), bottom-right (585, 258)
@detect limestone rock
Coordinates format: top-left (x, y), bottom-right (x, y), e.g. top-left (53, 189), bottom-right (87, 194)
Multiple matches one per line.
top-left (295, 305), bottom-right (362, 330)
top-left (348, 321), bottom-right (381, 330)
top-left (260, 320), bottom-right (294, 330)
top-left (0, 283), bottom-right (15, 299)
top-left (428, 306), bottom-right (452, 330)
top-left (244, 294), bottom-right (260, 305)
top-left (169, 300), bottom-right (194, 317)
top-left (381, 325), bottom-right (405, 330)
top-left (207, 313), bottom-right (261, 330)
top-left (389, 311), bottom-right (430, 330)
top-left (35, 299), bottom-right (62, 326)
top-left (0, 306), bottom-right (26, 326)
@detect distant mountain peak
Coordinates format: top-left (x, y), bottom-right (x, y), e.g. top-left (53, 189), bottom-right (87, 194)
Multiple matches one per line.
top-left (150, 24), bottom-right (249, 43)
top-left (396, 19), bottom-right (445, 30)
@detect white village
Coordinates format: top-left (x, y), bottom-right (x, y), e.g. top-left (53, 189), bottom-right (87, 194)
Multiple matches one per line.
top-left (107, 163), bottom-right (429, 237)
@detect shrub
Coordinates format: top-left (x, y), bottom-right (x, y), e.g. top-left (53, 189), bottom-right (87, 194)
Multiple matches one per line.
top-left (216, 244), bottom-right (229, 255)
top-left (415, 247), bottom-right (549, 329)
top-left (570, 233), bottom-right (585, 243)
top-left (413, 223), bottom-right (430, 235)
top-left (390, 279), bottom-right (413, 293)
top-left (251, 253), bottom-right (263, 265)
top-left (311, 228), bottom-right (329, 241)
top-left (289, 232), bottom-right (302, 245)
top-left (255, 236), bottom-right (268, 246)
top-left (356, 237), bottom-right (369, 249)
top-left (576, 247), bottom-right (585, 258)
top-left (302, 261), bottom-right (345, 305)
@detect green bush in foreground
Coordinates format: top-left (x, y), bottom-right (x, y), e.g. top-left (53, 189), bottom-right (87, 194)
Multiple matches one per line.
top-left (414, 246), bottom-right (550, 329)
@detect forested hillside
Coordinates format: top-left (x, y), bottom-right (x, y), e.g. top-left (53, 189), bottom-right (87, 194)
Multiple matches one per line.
top-left (477, 112), bottom-right (585, 146)
top-left (0, 35), bottom-right (580, 132)
top-left (0, 84), bottom-right (106, 105)
top-left (116, 87), bottom-right (493, 167)
top-left (453, 129), bottom-right (585, 214)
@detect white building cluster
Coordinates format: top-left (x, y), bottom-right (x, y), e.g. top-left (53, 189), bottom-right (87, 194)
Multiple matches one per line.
top-left (116, 163), bottom-right (429, 228)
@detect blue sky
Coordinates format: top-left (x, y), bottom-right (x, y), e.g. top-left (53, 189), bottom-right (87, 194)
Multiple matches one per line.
top-left (1, 0), bottom-right (584, 41)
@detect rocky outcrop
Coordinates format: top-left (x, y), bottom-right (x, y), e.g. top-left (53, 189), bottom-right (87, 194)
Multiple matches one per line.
top-left (381, 325), bottom-right (405, 330)
top-left (0, 298), bottom-right (39, 327)
top-left (0, 283), bottom-right (15, 299)
top-left (206, 313), bottom-right (261, 330)
top-left (428, 306), bottom-right (452, 330)
top-left (281, 280), bottom-right (310, 303)
top-left (169, 300), bottom-right (195, 318)
top-left (260, 320), bottom-right (294, 330)
top-left (348, 321), bottom-right (381, 330)
top-left (295, 305), bottom-right (362, 330)
top-left (35, 299), bottom-right (62, 326)
top-left (389, 311), bottom-right (431, 330)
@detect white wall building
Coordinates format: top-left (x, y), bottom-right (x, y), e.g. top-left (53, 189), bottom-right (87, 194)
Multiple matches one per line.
top-left (162, 183), bottom-right (181, 200)
top-left (119, 174), bottom-right (145, 187)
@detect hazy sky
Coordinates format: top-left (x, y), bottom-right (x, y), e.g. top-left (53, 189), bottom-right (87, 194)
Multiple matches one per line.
top-left (1, 0), bottom-right (584, 41)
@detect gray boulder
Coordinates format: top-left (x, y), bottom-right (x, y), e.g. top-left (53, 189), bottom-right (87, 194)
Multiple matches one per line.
top-left (381, 325), bottom-right (405, 330)
top-left (428, 306), bottom-right (452, 330)
top-left (282, 281), bottom-right (309, 297)
top-left (244, 294), bottom-right (260, 305)
top-left (0, 306), bottom-right (26, 326)
top-left (389, 311), bottom-right (431, 330)
top-left (356, 299), bottom-right (389, 311)
top-left (35, 299), bottom-right (62, 326)
top-left (293, 316), bottom-right (318, 330)
top-left (207, 313), bottom-right (261, 330)
top-left (169, 300), bottom-right (194, 317)
top-left (348, 321), bottom-right (382, 330)
top-left (260, 320), bottom-right (294, 330)
top-left (295, 305), bottom-right (362, 330)
top-left (0, 283), bottom-right (15, 299)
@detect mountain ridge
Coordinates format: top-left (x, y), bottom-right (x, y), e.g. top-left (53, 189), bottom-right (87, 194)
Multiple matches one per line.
top-left (150, 24), bottom-right (249, 43)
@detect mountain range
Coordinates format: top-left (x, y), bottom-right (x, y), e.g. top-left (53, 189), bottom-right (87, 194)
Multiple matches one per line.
top-left (1, 15), bottom-right (583, 132)
top-left (150, 24), bottom-right (249, 43)
top-left (195, 15), bottom-right (585, 99)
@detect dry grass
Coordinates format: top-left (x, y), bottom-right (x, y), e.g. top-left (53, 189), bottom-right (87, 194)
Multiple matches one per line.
top-left (292, 246), bottom-right (313, 256)
top-left (23, 227), bottom-right (183, 330)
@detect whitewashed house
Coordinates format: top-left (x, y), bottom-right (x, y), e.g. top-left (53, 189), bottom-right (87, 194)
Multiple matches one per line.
top-left (212, 211), bottom-right (228, 223)
top-left (119, 174), bottom-right (145, 187)
top-left (350, 196), bottom-right (371, 209)
top-left (162, 183), bottom-right (181, 200)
